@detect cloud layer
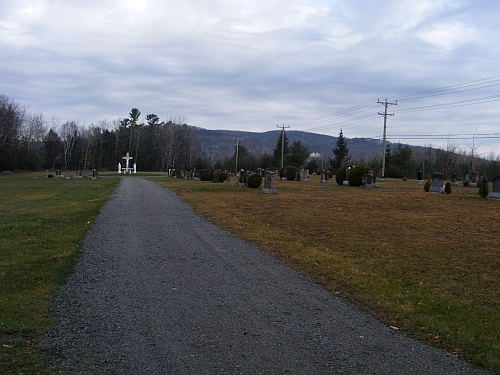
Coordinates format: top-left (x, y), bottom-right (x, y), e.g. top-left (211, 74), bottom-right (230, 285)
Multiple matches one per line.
top-left (1, 0), bottom-right (499, 154)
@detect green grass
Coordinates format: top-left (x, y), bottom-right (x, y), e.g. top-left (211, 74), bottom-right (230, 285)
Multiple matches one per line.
top-left (155, 176), bottom-right (500, 373)
top-left (0, 174), bottom-right (119, 374)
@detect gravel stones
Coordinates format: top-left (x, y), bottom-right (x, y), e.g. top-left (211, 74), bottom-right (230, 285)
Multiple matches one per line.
top-left (45, 178), bottom-right (491, 374)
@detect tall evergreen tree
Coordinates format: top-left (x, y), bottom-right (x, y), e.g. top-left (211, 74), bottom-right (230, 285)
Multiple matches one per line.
top-left (288, 140), bottom-right (310, 168)
top-left (329, 129), bottom-right (350, 173)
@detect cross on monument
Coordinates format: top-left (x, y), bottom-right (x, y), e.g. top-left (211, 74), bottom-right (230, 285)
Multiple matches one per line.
top-left (122, 152), bottom-right (133, 173)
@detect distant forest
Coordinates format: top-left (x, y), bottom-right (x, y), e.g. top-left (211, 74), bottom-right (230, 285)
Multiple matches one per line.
top-left (1, 95), bottom-right (499, 180)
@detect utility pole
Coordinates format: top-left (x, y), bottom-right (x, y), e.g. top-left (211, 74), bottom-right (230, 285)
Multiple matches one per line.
top-left (277, 124), bottom-right (290, 169)
top-left (378, 99), bottom-right (397, 178)
top-left (234, 138), bottom-right (242, 175)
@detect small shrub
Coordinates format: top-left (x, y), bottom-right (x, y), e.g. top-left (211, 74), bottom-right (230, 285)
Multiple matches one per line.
top-left (478, 178), bottom-right (489, 198)
top-left (463, 180), bottom-right (469, 187)
top-left (424, 180), bottom-right (431, 192)
top-left (216, 171), bottom-right (227, 183)
top-left (200, 169), bottom-right (212, 181)
top-left (445, 182), bottom-right (452, 194)
top-left (335, 164), bottom-right (354, 185)
top-left (281, 166), bottom-right (297, 181)
top-left (48, 174), bottom-right (54, 178)
top-left (348, 166), bottom-right (371, 187)
top-left (247, 173), bottom-right (262, 188)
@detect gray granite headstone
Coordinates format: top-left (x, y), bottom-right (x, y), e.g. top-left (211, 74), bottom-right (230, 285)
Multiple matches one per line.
top-left (429, 172), bottom-right (444, 193)
top-left (489, 176), bottom-right (500, 200)
top-left (450, 173), bottom-right (458, 186)
top-left (301, 169), bottom-right (308, 182)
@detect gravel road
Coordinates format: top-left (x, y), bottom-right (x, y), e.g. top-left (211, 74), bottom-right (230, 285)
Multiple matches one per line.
top-left (45, 177), bottom-right (491, 374)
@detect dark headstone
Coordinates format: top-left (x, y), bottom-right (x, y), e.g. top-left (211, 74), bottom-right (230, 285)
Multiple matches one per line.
top-left (489, 175), bottom-right (500, 199)
top-left (416, 170), bottom-right (423, 184)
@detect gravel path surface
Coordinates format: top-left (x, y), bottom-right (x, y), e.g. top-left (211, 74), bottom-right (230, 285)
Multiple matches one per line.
top-left (46, 177), bottom-right (491, 374)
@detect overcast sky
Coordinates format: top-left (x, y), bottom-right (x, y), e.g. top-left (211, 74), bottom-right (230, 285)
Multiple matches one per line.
top-left (1, 0), bottom-right (499, 155)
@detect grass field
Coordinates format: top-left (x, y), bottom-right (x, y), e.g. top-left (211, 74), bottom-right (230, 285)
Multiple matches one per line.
top-left (0, 174), bottom-right (119, 374)
top-left (1, 172), bottom-right (498, 373)
top-left (156, 175), bottom-right (500, 373)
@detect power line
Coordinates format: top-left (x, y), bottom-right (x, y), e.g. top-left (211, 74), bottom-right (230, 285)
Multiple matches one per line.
top-left (387, 75), bottom-right (500, 101)
top-left (396, 95), bottom-right (500, 113)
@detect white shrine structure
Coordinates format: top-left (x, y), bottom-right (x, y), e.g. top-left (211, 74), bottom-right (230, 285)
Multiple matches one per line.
top-left (118, 152), bottom-right (137, 174)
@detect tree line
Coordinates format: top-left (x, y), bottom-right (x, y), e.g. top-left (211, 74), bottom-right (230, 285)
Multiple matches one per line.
top-left (1, 94), bottom-right (499, 179)
top-left (328, 128), bottom-right (500, 180)
top-left (0, 96), bottom-right (197, 172)
top-left (0, 95), bottom-right (313, 174)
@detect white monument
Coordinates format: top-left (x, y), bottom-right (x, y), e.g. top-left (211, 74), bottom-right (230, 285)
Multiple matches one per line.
top-left (119, 152), bottom-right (136, 174)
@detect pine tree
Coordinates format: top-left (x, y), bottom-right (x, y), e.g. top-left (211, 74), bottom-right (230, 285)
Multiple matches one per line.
top-left (329, 129), bottom-right (350, 174)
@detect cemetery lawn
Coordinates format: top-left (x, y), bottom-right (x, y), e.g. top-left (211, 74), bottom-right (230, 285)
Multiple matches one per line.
top-left (0, 174), bottom-right (119, 374)
top-left (157, 176), bottom-right (500, 374)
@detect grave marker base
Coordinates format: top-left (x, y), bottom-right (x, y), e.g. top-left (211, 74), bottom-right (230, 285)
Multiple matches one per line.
top-left (429, 187), bottom-right (445, 193)
top-left (262, 188), bottom-right (278, 194)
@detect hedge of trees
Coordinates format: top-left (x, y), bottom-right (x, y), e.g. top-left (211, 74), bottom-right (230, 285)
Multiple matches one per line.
top-left (2, 94), bottom-right (499, 179)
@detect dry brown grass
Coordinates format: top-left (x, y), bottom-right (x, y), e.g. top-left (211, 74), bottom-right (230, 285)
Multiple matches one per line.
top-left (156, 175), bottom-right (500, 373)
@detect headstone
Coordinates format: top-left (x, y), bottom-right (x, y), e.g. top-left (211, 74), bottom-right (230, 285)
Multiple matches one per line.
top-left (262, 171), bottom-right (277, 194)
top-left (361, 174), bottom-right (367, 187)
top-left (281, 169), bottom-right (287, 181)
top-left (45, 170), bottom-right (49, 178)
top-left (429, 172), bottom-right (444, 193)
top-left (320, 170), bottom-right (328, 184)
top-left (377, 169), bottom-right (385, 182)
top-left (489, 176), bottom-right (500, 199)
top-left (416, 170), bottom-right (423, 184)
top-left (65, 170), bottom-right (70, 180)
top-left (239, 169), bottom-right (246, 187)
top-left (364, 171), bottom-right (375, 188)
top-left (465, 174), bottom-right (470, 182)
top-left (55, 170), bottom-right (62, 178)
top-left (301, 169), bottom-right (308, 182)
top-left (401, 177), bottom-right (407, 183)
top-left (33, 173), bottom-right (37, 180)
top-left (470, 172), bottom-right (479, 187)
top-left (118, 163), bottom-right (122, 174)
top-left (226, 173), bottom-right (233, 185)
top-left (343, 167), bottom-right (351, 186)
top-left (92, 169), bottom-right (98, 180)
top-left (450, 173), bottom-right (458, 186)
top-left (366, 171), bottom-right (375, 187)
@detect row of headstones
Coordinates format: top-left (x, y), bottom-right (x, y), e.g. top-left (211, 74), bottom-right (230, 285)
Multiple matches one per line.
top-left (34, 170), bottom-right (98, 180)
top-left (429, 172), bottom-right (500, 198)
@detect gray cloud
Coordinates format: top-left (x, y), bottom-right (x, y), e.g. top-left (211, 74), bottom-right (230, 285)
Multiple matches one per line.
top-left (1, 0), bottom-right (499, 154)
